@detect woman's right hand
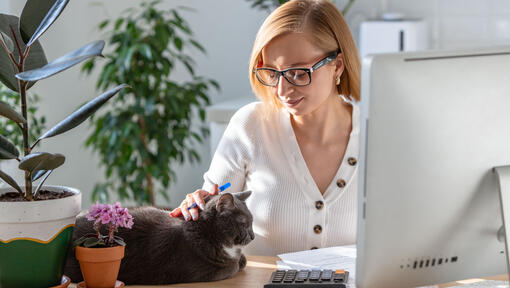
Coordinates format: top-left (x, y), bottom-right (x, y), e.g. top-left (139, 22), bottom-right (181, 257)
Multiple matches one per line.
top-left (169, 184), bottom-right (219, 221)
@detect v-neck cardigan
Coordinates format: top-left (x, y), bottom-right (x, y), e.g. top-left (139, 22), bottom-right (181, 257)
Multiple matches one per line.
top-left (202, 100), bottom-right (360, 256)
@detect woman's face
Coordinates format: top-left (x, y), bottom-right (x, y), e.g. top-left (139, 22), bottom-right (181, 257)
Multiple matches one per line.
top-left (261, 32), bottom-right (343, 117)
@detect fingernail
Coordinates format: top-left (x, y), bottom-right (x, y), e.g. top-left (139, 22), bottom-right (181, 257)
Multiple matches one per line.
top-left (184, 214), bottom-right (191, 221)
top-left (199, 203), bottom-right (205, 210)
top-left (191, 212), bottom-right (197, 221)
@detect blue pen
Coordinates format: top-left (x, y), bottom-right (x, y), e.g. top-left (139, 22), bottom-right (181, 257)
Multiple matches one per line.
top-left (187, 182), bottom-right (231, 210)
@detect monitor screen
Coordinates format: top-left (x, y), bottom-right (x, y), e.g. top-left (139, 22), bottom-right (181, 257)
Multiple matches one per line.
top-left (356, 46), bottom-right (510, 288)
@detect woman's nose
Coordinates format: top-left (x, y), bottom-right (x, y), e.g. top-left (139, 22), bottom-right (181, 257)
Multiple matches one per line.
top-left (277, 75), bottom-right (293, 97)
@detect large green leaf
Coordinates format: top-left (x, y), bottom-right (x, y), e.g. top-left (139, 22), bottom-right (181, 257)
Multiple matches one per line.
top-left (0, 169), bottom-right (22, 194)
top-left (0, 14), bottom-right (48, 92)
top-left (0, 100), bottom-right (26, 123)
top-left (18, 152), bottom-right (51, 172)
top-left (22, 0), bottom-right (69, 47)
top-left (37, 84), bottom-right (128, 141)
top-left (33, 153), bottom-right (65, 171)
top-left (19, 0), bottom-right (55, 44)
top-left (0, 134), bottom-right (19, 159)
top-left (16, 40), bottom-right (104, 81)
top-left (0, 31), bottom-right (13, 53)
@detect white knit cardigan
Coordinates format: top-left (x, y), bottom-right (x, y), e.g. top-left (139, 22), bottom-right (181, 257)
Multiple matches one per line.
top-left (202, 99), bottom-right (360, 256)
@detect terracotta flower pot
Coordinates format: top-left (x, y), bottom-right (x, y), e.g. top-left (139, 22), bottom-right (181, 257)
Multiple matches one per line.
top-left (75, 245), bottom-right (125, 288)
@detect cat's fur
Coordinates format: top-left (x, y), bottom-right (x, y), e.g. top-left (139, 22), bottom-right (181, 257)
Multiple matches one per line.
top-left (64, 191), bottom-right (254, 285)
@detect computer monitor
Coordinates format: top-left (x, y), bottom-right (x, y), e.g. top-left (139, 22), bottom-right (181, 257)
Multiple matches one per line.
top-left (356, 46), bottom-right (510, 288)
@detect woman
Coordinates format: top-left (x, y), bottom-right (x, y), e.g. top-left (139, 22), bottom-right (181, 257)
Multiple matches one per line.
top-left (170, 0), bottom-right (361, 256)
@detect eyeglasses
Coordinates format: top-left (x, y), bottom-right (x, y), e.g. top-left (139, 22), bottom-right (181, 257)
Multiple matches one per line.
top-left (253, 50), bottom-right (340, 87)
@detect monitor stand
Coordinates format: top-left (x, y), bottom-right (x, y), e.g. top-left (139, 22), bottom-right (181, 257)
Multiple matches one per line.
top-left (493, 166), bottom-right (510, 284)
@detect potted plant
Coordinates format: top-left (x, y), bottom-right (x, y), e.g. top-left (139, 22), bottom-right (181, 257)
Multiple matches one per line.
top-left (0, 0), bottom-right (127, 287)
top-left (81, 0), bottom-right (219, 206)
top-left (74, 202), bottom-right (134, 288)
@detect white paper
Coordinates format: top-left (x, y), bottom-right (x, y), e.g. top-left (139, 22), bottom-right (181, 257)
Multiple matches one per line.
top-left (277, 245), bottom-right (357, 282)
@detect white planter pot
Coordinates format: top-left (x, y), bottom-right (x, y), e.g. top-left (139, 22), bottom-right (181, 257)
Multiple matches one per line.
top-left (0, 185), bottom-right (81, 288)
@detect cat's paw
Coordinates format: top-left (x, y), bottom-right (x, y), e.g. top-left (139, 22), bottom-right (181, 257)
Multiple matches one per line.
top-left (239, 254), bottom-right (247, 270)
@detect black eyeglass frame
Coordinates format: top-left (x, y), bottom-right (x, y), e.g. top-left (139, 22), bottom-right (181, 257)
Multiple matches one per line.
top-left (253, 49), bottom-right (341, 87)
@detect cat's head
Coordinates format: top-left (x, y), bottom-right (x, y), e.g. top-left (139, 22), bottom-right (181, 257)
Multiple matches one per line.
top-left (204, 191), bottom-right (254, 246)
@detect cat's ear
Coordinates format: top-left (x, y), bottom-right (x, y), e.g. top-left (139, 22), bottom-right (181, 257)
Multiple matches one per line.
top-left (232, 190), bottom-right (252, 202)
top-left (216, 193), bottom-right (236, 213)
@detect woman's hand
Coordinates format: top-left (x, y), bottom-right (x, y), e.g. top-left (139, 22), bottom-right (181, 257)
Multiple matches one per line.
top-left (169, 184), bottom-right (219, 221)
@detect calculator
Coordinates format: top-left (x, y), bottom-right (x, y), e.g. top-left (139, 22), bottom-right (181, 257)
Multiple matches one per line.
top-left (264, 269), bottom-right (349, 287)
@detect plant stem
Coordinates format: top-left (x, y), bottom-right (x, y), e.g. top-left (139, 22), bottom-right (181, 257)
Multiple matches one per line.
top-left (108, 226), bottom-right (114, 245)
top-left (10, 25), bottom-right (32, 200)
top-left (136, 114), bottom-right (155, 205)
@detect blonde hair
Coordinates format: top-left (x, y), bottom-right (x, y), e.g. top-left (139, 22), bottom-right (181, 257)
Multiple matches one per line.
top-left (248, 0), bottom-right (361, 110)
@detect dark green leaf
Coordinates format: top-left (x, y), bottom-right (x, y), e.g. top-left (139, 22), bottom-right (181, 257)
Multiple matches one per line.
top-left (18, 152), bottom-right (51, 172)
top-left (33, 153), bottom-right (65, 171)
top-left (0, 169), bottom-right (22, 194)
top-left (23, 0), bottom-right (70, 47)
top-left (0, 134), bottom-right (19, 159)
top-left (0, 100), bottom-right (26, 123)
top-left (33, 169), bottom-right (53, 198)
top-left (139, 43), bottom-right (152, 60)
top-left (19, 0), bottom-right (56, 44)
top-left (73, 236), bottom-right (87, 247)
top-left (83, 238), bottom-right (101, 248)
top-left (113, 238), bottom-right (126, 246)
top-left (173, 37), bottom-right (182, 51)
top-left (114, 18), bottom-right (124, 30)
top-left (189, 39), bottom-right (204, 53)
top-left (16, 40), bottom-right (105, 81)
top-left (0, 14), bottom-right (48, 92)
top-left (0, 31), bottom-right (13, 53)
top-left (37, 84), bottom-right (128, 141)
top-left (98, 20), bottom-right (109, 29)
top-left (32, 169), bottom-right (47, 181)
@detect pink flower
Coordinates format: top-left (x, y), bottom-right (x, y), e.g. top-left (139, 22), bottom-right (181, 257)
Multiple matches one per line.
top-left (85, 202), bottom-right (134, 240)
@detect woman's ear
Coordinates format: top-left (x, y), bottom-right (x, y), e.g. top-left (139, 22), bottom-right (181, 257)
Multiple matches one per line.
top-left (334, 53), bottom-right (345, 80)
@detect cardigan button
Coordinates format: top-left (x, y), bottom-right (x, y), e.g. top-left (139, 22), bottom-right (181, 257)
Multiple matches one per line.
top-left (348, 157), bottom-right (357, 166)
top-left (336, 179), bottom-right (346, 188)
top-left (315, 200), bottom-right (324, 210)
top-left (314, 225), bottom-right (322, 234)
top-left (311, 246), bottom-right (319, 250)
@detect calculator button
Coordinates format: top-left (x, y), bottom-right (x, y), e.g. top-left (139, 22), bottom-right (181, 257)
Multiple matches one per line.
top-left (321, 269), bottom-right (333, 281)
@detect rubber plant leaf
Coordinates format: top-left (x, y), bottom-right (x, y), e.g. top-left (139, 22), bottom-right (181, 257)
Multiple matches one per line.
top-left (16, 40), bottom-right (104, 81)
top-left (0, 134), bottom-right (19, 159)
top-left (22, 0), bottom-right (69, 47)
top-left (0, 100), bottom-right (26, 124)
top-left (36, 84), bottom-right (128, 141)
top-left (0, 14), bottom-right (48, 92)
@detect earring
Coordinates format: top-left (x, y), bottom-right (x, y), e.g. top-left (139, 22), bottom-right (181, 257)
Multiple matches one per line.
top-left (336, 76), bottom-right (341, 85)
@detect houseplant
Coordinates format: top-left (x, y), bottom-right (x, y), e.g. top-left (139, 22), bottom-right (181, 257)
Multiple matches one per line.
top-left (74, 202), bottom-right (134, 287)
top-left (81, 0), bottom-right (219, 205)
top-left (0, 0), bottom-right (127, 287)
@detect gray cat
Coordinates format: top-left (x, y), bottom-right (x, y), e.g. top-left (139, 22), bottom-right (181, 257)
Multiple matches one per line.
top-left (64, 191), bottom-right (254, 285)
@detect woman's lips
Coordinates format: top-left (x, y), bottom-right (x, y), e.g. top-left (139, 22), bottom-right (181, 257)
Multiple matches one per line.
top-left (282, 97), bottom-right (303, 107)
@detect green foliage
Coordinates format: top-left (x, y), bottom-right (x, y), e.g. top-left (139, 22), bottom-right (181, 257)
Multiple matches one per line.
top-left (246, 0), bottom-right (356, 15)
top-left (82, 0), bottom-right (219, 205)
top-left (0, 84), bottom-right (46, 148)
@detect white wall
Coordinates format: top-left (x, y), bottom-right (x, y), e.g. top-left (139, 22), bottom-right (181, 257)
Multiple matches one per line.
top-left (383, 0), bottom-right (510, 49)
